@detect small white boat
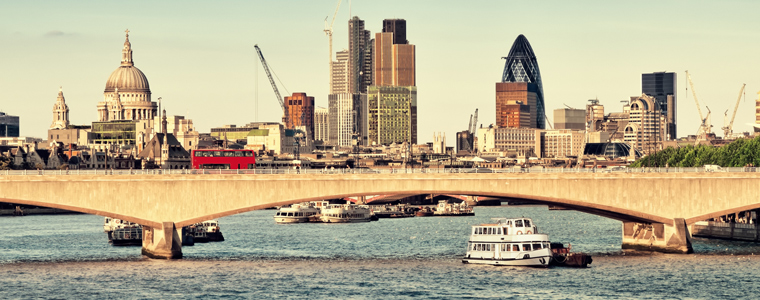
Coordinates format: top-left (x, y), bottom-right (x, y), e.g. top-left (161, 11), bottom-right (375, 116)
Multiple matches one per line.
top-left (462, 217), bottom-right (552, 267)
top-left (319, 203), bottom-right (372, 223)
top-left (188, 220), bottom-right (224, 242)
top-left (274, 203), bottom-right (320, 224)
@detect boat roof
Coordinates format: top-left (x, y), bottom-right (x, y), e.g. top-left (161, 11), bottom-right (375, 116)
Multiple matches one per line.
top-left (474, 218), bottom-right (534, 226)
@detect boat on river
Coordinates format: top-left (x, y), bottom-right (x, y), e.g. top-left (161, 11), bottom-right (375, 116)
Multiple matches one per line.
top-left (433, 200), bottom-right (474, 216)
top-left (318, 203), bottom-right (373, 223)
top-left (274, 203), bottom-right (321, 223)
top-left (104, 217), bottom-right (142, 245)
top-left (462, 217), bottom-right (552, 267)
top-left (187, 220), bottom-right (224, 242)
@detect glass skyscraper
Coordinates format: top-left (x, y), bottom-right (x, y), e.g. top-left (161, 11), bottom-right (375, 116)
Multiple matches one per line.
top-left (642, 72), bottom-right (676, 139)
top-left (501, 34), bottom-right (545, 129)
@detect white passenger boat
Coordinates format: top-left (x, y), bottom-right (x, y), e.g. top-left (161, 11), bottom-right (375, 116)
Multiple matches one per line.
top-left (274, 203), bottom-right (321, 223)
top-left (189, 220), bottom-right (224, 242)
top-left (319, 203), bottom-right (372, 223)
top-left (462, 217), bottom-right (552, 267)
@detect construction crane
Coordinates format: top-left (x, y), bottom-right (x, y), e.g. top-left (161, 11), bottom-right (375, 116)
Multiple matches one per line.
top-left (324, 0), bottom-right (342, 94)
top-left (722, 83), bottom-right (746, 138)
top-left (254, 44), bottom-right (288, 127)
top-left (685, 70), bottom-right (712, 144)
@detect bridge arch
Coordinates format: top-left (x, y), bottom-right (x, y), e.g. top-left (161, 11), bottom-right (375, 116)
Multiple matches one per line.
top-left (174, 190), bottom-right (672, 228)
top-left (0, 197), bottom-right (161, 228)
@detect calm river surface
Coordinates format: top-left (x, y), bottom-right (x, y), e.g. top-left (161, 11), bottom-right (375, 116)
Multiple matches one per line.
top-left (2, 206), bottom-right (760, 299)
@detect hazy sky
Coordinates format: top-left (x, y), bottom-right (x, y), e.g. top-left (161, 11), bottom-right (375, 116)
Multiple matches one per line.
top-left (1, 0), bottom-right (759, 144)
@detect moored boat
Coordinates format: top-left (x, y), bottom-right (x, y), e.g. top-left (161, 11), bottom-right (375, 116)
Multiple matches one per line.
top-left (549, 243), bottom-right (592, 268)
top-left (372, 204), bottom-right (416, 218)
top-left (274, 203), bottom-right (320, 223)
top-left (462, 217), bottom-right (552, 267)
top-left (415, 206), bottom-right (435, 217)
top-left (111, 224), bottom-right (142, 246)
top-left (433, 200), bottom-right (474, 216)
top-left (319, 203), bottom-right (372, 223)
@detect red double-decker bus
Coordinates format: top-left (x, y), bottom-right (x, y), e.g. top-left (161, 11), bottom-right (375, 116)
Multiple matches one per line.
top-left (191, 149), bottom-right (256, 169)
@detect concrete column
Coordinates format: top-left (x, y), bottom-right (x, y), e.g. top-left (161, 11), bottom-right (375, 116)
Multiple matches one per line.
top-left (621, 218), bottom-right (693, 254)
top-left (142, 222), bottom-right (183, 259)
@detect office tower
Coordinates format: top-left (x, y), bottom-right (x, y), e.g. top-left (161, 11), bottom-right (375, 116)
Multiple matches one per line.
top-left (495, 82), bottom-right (536, 128)
top-left (624, 94), bottom-right (666, 155)
top-left (283, 92), bottom-right (315, 139)
top-left (554, 108), bottom-right (585, 130)
top-left (329, 93), bottom-right (363, 147)
top-left (0, 112), bottom-right (20, 137)
top-left (586, 99), bottom-right (605, 132)
top-left (500, 34), bottom-right (544, 129)
top-left (367, 86), bottom-right (417, 145)
top-left (374, 19), bottom-right (415, 87)
top-left (331, 50), bottom-right (348, 94)
top-left (314, 107), bottom-right (329, 142)
top-left (366, 19), bottom-right (417, 145)
top-left (348, 17), bottom-right (373, 94)
top-left (642, 72), bottom-right (677, 139)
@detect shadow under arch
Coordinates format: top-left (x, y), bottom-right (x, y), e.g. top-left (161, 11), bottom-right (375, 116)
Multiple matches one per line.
top-left (175, 190), bottom-right (673, 228)
top-left (0, 197), bottom-right (161, 228)
top-left (686, 203), bottom-right (760, 225)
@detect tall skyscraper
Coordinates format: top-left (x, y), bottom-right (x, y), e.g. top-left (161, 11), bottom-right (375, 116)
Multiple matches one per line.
top-left (382, 19), bottom-right (407, 45)
top-left (331, 50), bottom-right (349, 94)
top-left (328, 93), bottom-right (363, 147)
top-left (348, 17), bottom-right (373, 94)
top-left (374, 19), bottom-right (415, 87)
top-left (642, 72), bottom-right (676, 139)
top-left (364, 19), bottom-right (417, 146)
top-left (500, 34), bottom-right (544, 129)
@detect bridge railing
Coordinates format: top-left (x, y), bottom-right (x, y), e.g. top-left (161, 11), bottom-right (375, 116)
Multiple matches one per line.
top-left (0, 166), bottom-right (757, 176)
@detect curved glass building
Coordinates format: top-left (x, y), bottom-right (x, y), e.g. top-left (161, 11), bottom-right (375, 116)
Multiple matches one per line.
top-left (500, 34), bottom-right (545, 129)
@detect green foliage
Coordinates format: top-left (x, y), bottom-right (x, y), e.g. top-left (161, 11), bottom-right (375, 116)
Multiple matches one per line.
top-left (630, 136), bottom-right (760, 168)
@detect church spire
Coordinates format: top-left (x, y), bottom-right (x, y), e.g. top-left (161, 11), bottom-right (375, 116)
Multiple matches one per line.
top-left (121, 29), bottom-right (133, 66)
top-left (50, 86), bottom-right (70, 130)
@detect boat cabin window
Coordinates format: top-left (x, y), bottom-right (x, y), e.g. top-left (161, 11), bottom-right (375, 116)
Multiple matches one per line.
top-left (506, 220), bottom-right (512, 226)
top-left (524, 220), bottom-right (531, 227)
top-left (497, 228), bottom-right (501, 234)
top-left (512, 244), bottom-right (520, 251)
top-left (515, 220), bottom-right (523, 227)
top-left (523, 244), bottom-right (532, 251)
top-left (502, 227), bottom-right (508, 235)
top-left (532, 243), bottom-right (542, 250)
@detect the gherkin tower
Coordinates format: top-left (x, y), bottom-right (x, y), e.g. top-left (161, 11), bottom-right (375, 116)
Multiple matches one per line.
top-left (501, 34), bottom-right (545, 129)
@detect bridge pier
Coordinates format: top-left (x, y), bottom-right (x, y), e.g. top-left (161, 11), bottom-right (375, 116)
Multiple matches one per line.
top-left (142, 222), bottom-right (183, 259)
top-left (622, 218), bottom-right (693, 254)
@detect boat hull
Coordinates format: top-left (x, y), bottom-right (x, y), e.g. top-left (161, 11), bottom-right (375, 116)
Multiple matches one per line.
top-left (462, 255), bottom-right (552, 267)
top-left (320, 216), bottom-right (372, 223)
top-left (274, 217), bottom-right (311, 224)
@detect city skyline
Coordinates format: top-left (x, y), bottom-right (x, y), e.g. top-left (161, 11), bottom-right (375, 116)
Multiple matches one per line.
top-left (1, 1), bottom-right (759, 144)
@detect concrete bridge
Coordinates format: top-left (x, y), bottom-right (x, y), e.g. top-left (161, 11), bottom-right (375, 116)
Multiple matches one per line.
top-left (2, 172), bottom-right (759, 258)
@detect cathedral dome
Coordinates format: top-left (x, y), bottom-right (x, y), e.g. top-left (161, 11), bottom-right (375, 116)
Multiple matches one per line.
top-left (104, 30), bottom-right (151, 93)
top-left (104, 65), bottom-right (150, 93)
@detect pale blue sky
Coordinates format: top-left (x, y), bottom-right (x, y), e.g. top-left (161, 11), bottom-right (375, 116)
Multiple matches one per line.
top-left (1, 0), bottom-right (759, 143)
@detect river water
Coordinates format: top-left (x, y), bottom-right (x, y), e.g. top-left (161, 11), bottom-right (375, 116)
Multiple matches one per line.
top-left (2, 206), bottom-right (760, 299)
